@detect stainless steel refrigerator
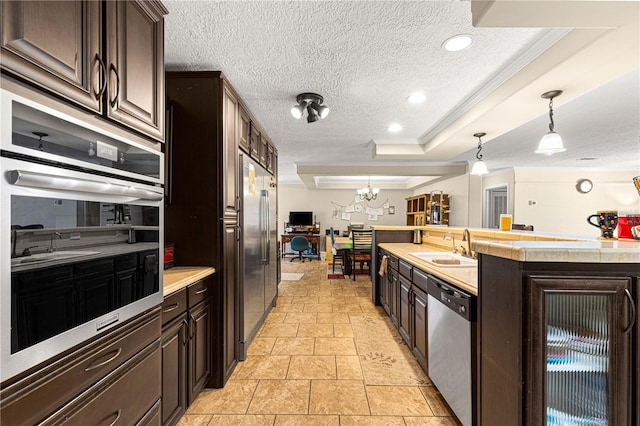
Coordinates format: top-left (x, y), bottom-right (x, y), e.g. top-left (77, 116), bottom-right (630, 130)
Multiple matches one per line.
top-left (239, 152), bottom-right (277, 359)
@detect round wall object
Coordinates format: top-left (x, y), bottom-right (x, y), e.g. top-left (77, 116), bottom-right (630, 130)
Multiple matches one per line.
top-left (576, 178), bottom-right (593, 194)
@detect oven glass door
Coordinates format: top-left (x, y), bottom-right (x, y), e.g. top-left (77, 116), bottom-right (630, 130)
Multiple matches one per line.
top-left (1, 156), bottom-right (163, 381)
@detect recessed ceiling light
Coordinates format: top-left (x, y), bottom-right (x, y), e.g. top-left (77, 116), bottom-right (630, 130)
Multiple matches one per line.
top-left (407, 93), bottom-right (426, 104)
top-left (442, 34), bottom-right (473, 52)
top-left (388, 123), bottom-right (402, 133)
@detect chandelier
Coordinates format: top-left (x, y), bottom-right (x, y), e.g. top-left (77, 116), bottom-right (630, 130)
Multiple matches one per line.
top-left (357, 177), bottom-right (379, 201)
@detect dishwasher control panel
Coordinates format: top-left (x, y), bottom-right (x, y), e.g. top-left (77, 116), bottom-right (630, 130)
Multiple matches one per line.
top-left (428, 276), bottom-right (476, 321)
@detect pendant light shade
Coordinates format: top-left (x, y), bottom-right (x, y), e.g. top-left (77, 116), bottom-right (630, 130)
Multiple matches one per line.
top-left (470, 132), bottom-right (489, 176)
top-left (536, 90), bottom-right (566, 155)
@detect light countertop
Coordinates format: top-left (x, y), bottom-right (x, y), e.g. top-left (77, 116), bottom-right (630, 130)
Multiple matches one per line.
top-left (163, 266), bottom-right (216, 296)
top-left (377, 243), bottom-right (478, 295)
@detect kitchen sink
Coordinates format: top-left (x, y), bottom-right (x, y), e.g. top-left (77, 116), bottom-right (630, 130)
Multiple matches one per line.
top-left (11, 250), bottom-right (101, 266)
top-left (409, 252), bottom-right (477, 268)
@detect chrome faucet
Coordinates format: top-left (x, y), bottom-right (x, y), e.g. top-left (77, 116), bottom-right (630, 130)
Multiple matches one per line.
top-left (443, 232), bottom-right (456, 253)
top-left (462, 228), bottom-right (473, 259)
top-left (48, 232), bottom-right (62, 253)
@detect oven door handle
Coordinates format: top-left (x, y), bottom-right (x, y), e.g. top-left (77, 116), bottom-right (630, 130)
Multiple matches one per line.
top-left (7, 170), bottom-right (163, 201)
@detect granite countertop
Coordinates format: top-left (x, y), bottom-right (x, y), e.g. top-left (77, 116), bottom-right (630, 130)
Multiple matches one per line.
top-left (377, 243), bottom-right (478, 296)
top-left (473, 239), bottom-right (640, 263)
top-left (163, 266), bottom-right (216, 296)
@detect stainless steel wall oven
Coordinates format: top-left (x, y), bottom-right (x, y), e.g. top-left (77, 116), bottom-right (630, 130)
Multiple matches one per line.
top-left (1, 90), bottom-right (164, 381)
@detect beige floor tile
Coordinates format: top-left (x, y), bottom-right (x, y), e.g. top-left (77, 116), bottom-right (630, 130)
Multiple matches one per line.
top-left (284, 312), bottom-right (318, 323)
top-left (403, 417), bottom-right (461, 426)
top-left (265, 313), bottom-right (287, 324)
top-left (233, 355), bottom-right (291, 380)
top-left (258, 323), bottom-right (300, 338)
top-left (275, 414), bottom-right (340, 425)
top-left (333, 323), bottom-right (354, 337)
top-left (208, 415), bottom-right (275, 425)
top-left (314, 337), bottom-right (357, 355)
top-left (366, 386), bottom-right (434, 416)
top-left (316, 312), bottom-right (351, 324)
top-left (186, 380), bottom-right (258, 414)
top-left (420, 387), bottom-right (456, 417)
top-left (276, 296), bottom-right (294, 305)
top-left (287, 355), bottom-right (337, 379)
top-left (332, 304), bottom-right (363, 313)
top-left (297, 323), bottom-right (335, 337)
top-left (247, 337), bottom-right (276, 355)
top-left (281, 288), bottom-right (310, 297)
top-left (292, 295), bottom-right (320, 304)
top-left (176, 414), bottom-right (212, 426)
top-left (271, 304), bottom-right (305, 313)
top-left (336, 356), bottom-right (363, 380)
top-left (359, 350), bottom-right (431, 386)
top-left (339, 415), bottom-right (405, 425)
top-left (303, 303), bottom-right (334, 313)
top-left (318, 296), bottom-right (345, 304)
top-left (271, 337), bottom-right (315, 355)
top-left (309, 380), bottom-right (370, 415)
top-left (247, 379), bottom-right (311, 414)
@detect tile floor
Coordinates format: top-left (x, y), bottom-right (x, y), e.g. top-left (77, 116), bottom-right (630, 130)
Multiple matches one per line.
top-left (178, 260), bottom-right (462, 426)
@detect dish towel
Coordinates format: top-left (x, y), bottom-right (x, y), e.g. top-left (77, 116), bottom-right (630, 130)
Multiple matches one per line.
top-left (378, 255), bottom-right (388, 276)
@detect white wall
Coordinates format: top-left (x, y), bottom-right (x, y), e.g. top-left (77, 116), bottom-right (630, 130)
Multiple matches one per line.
top-left (412, 172), bottom-right (482, 227)
top-left (278, 185), bottom-right (411, 235)
top-left (512, 168), bottom-right (639, 237)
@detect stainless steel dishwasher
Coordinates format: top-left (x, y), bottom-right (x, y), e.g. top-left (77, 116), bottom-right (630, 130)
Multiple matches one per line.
top-left (427, 275), bottom-right (476, 426)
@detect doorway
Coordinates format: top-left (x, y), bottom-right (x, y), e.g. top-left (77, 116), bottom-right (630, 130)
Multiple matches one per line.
top-left (484, 185), bottom-right (508, 229)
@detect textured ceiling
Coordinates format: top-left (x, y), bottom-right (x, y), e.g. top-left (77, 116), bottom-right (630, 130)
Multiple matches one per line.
top-left (164, 1), bottom-right (639, 187)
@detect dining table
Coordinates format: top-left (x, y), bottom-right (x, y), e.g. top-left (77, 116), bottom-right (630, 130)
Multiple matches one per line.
top-left (333, 236), bottom-right (372, 277)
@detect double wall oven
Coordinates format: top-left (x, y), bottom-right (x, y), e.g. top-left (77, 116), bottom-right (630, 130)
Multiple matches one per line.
top-left (0, 90), bottom-right (164, 381)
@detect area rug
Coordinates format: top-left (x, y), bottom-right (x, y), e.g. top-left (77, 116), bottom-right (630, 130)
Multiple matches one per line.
top-left (326, 264), bottom-right (345, 280)
top-left (281, 272), bottom-right (304, 281)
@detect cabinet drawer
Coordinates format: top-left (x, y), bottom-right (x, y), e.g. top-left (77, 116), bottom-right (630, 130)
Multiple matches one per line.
top-left (43, 342), bottom-right (161, 425)
top-left (162, 287), bottom-right (187, 326)
top-left (399, 260), bottom-right (412, 280)
top-left (412, 268), bottom-right (429, 293)
top-left (387, 255), bottom-right (398, 271)
top-left (0, 308), bottom-right (160, 426)
top-left (188, 279), bottom-right (210, 308)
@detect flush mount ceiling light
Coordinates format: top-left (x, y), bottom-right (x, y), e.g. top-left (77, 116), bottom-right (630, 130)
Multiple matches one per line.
top-left (407, 93), bottom-right (426, 104)
top-left (442, 34), bottom-right (473, 52)
top-left (536, 90), bottom-right (566, 155)
top-left (290, 93), bottom-right (329, 123)
top-left (388, 123), bottom-right (403, 133)
top-left (576, 178), bottom-right (593, 194)
top-left (357, 176), bottom-right (379, 201)
top-left (470, 132), bottom-right (489, 176)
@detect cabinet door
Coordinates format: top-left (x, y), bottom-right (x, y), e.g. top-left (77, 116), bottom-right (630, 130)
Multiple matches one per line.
top-left (528, 276), bottom-right (633, 426)
top-left (411, 285), bottom-right (428, 372)
top-left (105, 0), bottom-right (165, 141)
top-left (389, 268), bottom-right (399, 326)
top-left (398, 275), bottom-right (411, 344)
top-left (221, 223), bottom-right (239, 382)
top-left (1, 1), bottom-right (102, 112)
top-left (266, 143), bottom-right (275, 174)
top-left (222, 84), bottom-right (239, 215)
top-left (259, 134), bottom-right (268, 168)
top-left (161, 314), bottom-right (188, 426)
top-left (249, 125), bottom-right (260, 160)
top-left (188, 300), bottom-right (211, 404)
top-left (238, 105), bottom-right (251, 154)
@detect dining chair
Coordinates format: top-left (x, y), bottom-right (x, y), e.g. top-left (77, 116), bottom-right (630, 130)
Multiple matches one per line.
top-left (330, 227), bottom-right (344, 273)
top-left (290, 236), bottom-right (311, 262)
top-left (350, 229), bottom-right (372, 280)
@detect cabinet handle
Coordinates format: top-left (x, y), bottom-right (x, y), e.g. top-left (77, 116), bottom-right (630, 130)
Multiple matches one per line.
top-left (94, 54), bottom-right (107, 100)
top-left (163, 302), bottom-right (180, 313)
top-left (195, 287), bottom-right (208, 295)
top-left (84, 348), bottom-right (122, 372)
top-left (189, 314), bottom-right (196, 340)
top-left (109, 63), bottom-right (120, 108)
top-left (624, 288), bottom-right (636, 334)
top-left (107, 409), bottom-right (122, 426)
top-left (182, 318), bottom-right (189, 345)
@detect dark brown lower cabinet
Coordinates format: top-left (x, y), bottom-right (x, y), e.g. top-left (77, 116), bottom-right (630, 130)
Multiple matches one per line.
top-left (478, 255), bottom-right (639, 426)
top-left (0, 307), bottom-right (162, 425)
top-left (160, 277), bottom-right (212, 426)
top-left (411, 285), bottom-right (428, 372)
top-left (398, 275), bottom-right (411, 345)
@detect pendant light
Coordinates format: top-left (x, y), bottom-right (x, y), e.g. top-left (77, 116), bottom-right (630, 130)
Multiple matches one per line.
top-left (535, 90), bottom-right (566, 155)
top-left (357, 176), bottom-right (379, 201)
top-left (470, 132), bottom-right (488, 176)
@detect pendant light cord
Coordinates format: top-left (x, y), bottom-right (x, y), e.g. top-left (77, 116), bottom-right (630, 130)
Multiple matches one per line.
top-left (475, 138), bottom-right (483, 160)
top-left (548, 97), bottom-right (555, 132)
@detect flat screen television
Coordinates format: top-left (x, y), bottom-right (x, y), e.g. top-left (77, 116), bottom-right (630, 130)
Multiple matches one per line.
top-left (288, 211), bottom-right (313, 226)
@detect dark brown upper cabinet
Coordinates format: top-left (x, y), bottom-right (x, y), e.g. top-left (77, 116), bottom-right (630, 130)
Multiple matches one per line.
top-left (1, 0), bottom-right (167, 142)
top-left (238, 105), bottom-right (251, 154)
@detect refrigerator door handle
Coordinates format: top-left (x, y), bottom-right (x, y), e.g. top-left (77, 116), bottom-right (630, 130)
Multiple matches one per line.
top-left (259, 190), bottom-right (268, 264)
top-left (264, 190), bottom-right (270, 265)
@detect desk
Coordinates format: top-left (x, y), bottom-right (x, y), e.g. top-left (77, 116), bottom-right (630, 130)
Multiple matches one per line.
top-left (281, 234), bottom-right (321, 259)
